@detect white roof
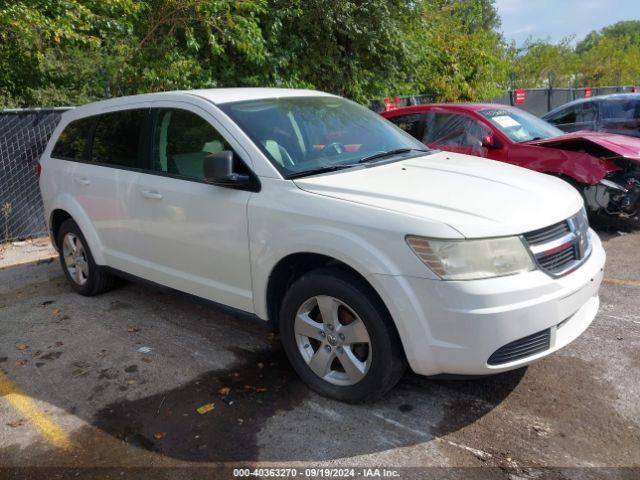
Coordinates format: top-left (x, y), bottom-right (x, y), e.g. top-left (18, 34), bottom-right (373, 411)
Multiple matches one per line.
top-left (61, 88), bottom-right (336, 121)
top-left (186, 88), bottom-right (335, 104)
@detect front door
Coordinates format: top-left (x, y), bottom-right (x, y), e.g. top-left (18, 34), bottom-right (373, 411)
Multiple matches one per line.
top-left (127, 104), bottom-right (255, 312)
top-left (423, 111), bottom-right (492, 157)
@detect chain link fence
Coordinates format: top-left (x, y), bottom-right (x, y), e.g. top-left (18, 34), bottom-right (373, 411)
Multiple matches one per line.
top-left (0, 108), bottom-right (70, 243)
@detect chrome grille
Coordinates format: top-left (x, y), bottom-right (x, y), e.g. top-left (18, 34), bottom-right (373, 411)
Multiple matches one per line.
top-left (523, 209), bottom-right (591, 277)
top-left (488, 328), bottom-right (551, 365)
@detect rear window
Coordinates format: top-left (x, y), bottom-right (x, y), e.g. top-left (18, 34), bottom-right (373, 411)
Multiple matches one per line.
top-left (91, 109), bottom-right (147, 168)
top-left (51, 118), bottom-right (93, 160)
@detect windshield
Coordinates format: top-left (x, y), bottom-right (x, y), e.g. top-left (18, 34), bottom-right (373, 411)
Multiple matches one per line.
top-left (219, 96), bottom-right (428, 178)
top-left (480, 108), bottom-right (564, 143)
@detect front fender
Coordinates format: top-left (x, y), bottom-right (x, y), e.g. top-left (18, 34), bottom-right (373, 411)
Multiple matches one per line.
top-left (514, 146), bottom-right (613, 185)
top-left (251, 223), bottom-right (410, 320)
top-left (49, 192), bottom-right (106, 265)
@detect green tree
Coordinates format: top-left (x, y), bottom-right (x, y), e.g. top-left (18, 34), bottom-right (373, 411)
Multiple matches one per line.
top-left (511, 38), bottom-right (577, 88)
top-left (410, 0), bottom-right (510, 101)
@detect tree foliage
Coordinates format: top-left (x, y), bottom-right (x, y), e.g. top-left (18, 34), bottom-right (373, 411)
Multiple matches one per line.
top-left (0, 0), bottom-right (511, 107)
top-left (2, 2), bottom-right (638, 108)
top-left (512, 21), bottom-right (640, 89)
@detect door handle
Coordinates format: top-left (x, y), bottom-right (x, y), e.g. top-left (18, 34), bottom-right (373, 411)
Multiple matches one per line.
top-left (74, 177), bottom-right (90, 186)
top-left (140, 189), bottom-right (163, 200)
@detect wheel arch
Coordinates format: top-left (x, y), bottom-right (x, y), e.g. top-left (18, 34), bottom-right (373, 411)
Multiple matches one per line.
top-left (47, 195), bottom-right (106, 264)
top-left (265, 253), bottom-right (402, 347)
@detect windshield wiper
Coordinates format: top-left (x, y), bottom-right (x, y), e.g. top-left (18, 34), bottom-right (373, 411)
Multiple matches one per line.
top-left (286, 164), bottom-right (357, 179)
top-left (358, 148), bottom-right (430, 164)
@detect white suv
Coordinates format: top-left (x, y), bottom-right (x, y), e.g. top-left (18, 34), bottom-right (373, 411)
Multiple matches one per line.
top-left (39, 89), bottom-right (605, 402)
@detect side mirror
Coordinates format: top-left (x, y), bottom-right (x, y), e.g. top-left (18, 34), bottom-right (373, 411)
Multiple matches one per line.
top-left (481, 134), bottom-right (500, 149)
top-left (203, 151), bottom-right (251, 188)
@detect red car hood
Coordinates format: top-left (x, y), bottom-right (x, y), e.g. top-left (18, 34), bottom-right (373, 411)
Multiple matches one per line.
top-left (525, 131), bottom-right (640, 161)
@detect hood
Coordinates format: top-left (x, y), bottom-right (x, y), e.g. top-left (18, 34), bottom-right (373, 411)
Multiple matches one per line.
top-left (525, 131), bottom-right (640, 161)
top-left (293, 152), bottom-right (583, 238)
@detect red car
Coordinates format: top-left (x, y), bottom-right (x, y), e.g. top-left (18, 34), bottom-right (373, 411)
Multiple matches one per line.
top-left (382, 104), bottom-right (640, 226)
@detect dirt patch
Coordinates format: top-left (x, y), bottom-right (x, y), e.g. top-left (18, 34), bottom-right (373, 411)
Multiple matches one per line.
top-left (93, 346), bottom-right (307, 462)
top-left (436, 356), bottom-right (640, 470)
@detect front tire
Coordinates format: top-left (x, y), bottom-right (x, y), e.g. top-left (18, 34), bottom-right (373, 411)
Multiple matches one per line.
top-left (57, 219), bottom-right (115, 296)
top-left (279, 268), bottom-right (406, 403)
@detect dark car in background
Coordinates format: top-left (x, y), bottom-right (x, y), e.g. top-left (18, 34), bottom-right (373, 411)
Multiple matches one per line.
top-left (543, 94), bottom-right (640, 138)
top-left (382, 103), bottom-right (640, 227)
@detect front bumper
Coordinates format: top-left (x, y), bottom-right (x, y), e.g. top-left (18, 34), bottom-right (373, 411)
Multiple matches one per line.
top-left (370, 230), bottom-right (606, 376)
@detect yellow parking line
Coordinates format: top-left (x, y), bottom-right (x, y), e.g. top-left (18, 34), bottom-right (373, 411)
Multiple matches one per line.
top-left (604, 277), bottom-right (640, 288)
top-left (0, 369), bottom-right (73, 450)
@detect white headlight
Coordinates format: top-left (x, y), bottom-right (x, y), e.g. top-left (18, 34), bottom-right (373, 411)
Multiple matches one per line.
top-left (406, 235), bottom-right (536, 280)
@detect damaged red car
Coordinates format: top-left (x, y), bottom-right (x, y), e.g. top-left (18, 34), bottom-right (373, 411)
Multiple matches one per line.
top-left (382, 104), bottom-right (640, 227)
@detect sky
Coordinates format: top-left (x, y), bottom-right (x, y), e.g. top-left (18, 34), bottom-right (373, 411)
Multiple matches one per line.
top-left (495, 0), bottom-right (640, 46)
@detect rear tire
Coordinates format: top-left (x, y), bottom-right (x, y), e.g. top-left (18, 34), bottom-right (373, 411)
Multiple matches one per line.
top-left (57, 219), bottom-right (115, 296)
top-left (279, 267), bottom-right (406, 403)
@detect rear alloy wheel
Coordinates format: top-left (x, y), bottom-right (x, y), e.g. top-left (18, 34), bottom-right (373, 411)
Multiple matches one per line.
top-left (57, 218), bottom-right (115, 296)
top-left (280, 267), bottom-right (406, 403)
top-left (62, 232), bottom-right (89, 286)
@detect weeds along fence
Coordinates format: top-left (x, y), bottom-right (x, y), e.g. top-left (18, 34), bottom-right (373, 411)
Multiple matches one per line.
top-left (0, 108), bottom-right (70, 243)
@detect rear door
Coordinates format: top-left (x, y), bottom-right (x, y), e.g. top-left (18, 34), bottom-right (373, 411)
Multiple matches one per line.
top-left (127, 101), bottom-right (255, 311)
top-left (71, 105), bottom-right (149, 263)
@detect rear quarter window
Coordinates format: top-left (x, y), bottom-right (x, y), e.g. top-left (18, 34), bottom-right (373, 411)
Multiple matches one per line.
top-left (51, 118), bottom-right (93, 160)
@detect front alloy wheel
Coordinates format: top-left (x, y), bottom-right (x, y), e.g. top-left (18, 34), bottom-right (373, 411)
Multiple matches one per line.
top-left (294, 295), bottom-right (372, 386)
top-left (279, 267), bottom-right (406, 403)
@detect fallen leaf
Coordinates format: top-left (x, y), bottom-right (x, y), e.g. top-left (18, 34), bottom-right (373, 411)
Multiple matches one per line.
top-left (153, 432), bottom-right (167, 440)
top-left (52, 308), bottom-right (61, 316)
top-left (196, 403), bottom-right (215, 415)
top-left (218, 387), bottom-right (231, 397)
top-left (16, 359), bottom-right (28, 366)
top-left (16, 344), bottom-right (29, 351)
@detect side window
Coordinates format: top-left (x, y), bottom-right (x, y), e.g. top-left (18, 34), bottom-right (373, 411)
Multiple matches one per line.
top-left (51, 118), bottom-right (93, 160)
top-left (387, 113), bottom-right (424, 140)
top-left (576, 102), bottom-right (597, 123)
top-left (423, 113), bottom-right (489, 147)
top-left (605, 99), bottom-right (639, 121)
top-left (91, 109), bottom-right (146, 168)
top-left (151, 108), bottom-right (246, 181)
top-left (548, 106), bottom-right (577, 125)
